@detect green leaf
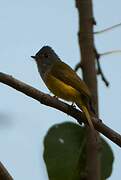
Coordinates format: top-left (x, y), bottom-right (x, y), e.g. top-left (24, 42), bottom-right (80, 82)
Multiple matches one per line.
top-left (43, 122), bottom-right (114, 180)
top-left (101, 139), bottom-right (114, 179)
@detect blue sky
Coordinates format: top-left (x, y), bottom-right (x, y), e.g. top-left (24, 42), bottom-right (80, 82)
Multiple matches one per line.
top-left (0, 1), bottom-right (121, 179)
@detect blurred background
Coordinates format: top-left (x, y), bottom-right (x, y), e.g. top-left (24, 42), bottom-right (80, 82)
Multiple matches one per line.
top-left (0, 0), bottom-right (121, 179)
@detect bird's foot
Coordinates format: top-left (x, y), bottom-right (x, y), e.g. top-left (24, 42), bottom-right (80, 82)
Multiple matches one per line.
top-left (71, 102), bottom-right (76, 108)
top-left (53, 95), bottom-right (58, 99)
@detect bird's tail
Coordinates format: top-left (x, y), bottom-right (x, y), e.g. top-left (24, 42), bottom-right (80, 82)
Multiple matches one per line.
top-left (76, 101), bottom-right (95, 131)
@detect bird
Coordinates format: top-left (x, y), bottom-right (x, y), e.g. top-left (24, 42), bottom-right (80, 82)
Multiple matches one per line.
top-left (31, 46), bottom-right (95, 131)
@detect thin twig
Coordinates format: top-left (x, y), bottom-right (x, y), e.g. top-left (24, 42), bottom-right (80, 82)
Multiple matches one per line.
top-left (74, 62), bottom-right (82, 72)
top-left (100, 50), bottom-right (121, 57)
top-left (0, 72), bottom-right (121, 147)
top-left (94, 48), bottom-right (109, 87)
top-left (94, 22), bottom-right (121, 34)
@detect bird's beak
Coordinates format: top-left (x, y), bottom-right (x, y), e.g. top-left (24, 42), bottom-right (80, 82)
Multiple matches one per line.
top-left (31, 56), bottom-right (36, 59)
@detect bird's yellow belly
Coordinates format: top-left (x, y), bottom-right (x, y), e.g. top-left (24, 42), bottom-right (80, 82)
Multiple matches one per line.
top-left (44, 74), bottom-right (80, 102)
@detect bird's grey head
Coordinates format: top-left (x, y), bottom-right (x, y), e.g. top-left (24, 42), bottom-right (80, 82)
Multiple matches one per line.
top-left (31, 46), bottom-right (60, 76)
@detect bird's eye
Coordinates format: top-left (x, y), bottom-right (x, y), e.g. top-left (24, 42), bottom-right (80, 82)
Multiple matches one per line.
top-left (43, 53), bottom-right (49, 58)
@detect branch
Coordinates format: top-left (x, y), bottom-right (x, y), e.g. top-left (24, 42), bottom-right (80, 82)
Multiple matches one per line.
top-left (0, 162), bottom-right (13, 180)
top-left (0, 72), bottom-right (121, 147)
top-left (76, 1), bottom-right (100, 179)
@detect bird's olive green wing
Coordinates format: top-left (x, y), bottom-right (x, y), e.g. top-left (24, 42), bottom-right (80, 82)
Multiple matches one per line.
top-left (50, 61), bottom-right (91, 98)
